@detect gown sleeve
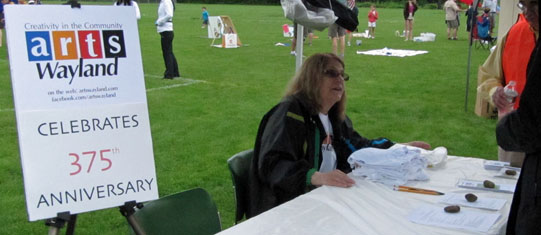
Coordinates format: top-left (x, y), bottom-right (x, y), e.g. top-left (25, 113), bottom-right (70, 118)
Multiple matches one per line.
top-left (497, 46), bottom-right (541, 153)
top-left (256, 102), bottom-right (313, 201)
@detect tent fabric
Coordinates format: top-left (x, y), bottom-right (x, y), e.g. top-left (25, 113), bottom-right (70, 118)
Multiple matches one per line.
top-left (280, 0), bottom-right (359, 31)
top-left (305, 0), bottom-right (359, 31)
top-left (217, 156), bottom-right (514, 235)
top-left (280, 0), bottom-right (337, 31)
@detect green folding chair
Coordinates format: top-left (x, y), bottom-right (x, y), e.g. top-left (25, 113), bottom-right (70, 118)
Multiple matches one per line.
top-left (129, 188), bottom-right (221, 235)
top-left (227, 149), bottom-right (253, 224)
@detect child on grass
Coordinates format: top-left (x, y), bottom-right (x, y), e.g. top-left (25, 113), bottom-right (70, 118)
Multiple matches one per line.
top-left (368, 4), bottom-right (378, 38)
top-left (201, 6), bottom-right (209, 28)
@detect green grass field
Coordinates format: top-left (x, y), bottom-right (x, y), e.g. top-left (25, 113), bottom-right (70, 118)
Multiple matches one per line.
top-left (0, 3), bottom-right (499, 234)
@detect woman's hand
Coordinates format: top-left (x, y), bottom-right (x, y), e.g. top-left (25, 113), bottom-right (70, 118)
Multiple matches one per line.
top-left (492, 87), bottom-right (513, 112)
top-left (311, 170), bottom-right (355, 188)
top-left (404, 141), bottom-right (431, 150)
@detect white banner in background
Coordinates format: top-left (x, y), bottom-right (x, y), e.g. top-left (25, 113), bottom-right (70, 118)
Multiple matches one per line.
top-left (4, 5), bottom-right (158, 221)
top-left (208, 16), bottom-right (223, 39)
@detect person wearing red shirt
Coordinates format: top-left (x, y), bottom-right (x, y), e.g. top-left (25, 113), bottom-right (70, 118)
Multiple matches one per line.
top-left (367, 4), bottom-right (378, 38)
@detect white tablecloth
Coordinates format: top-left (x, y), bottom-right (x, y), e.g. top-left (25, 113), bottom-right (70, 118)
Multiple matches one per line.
top-left (218, 156), bottom-right (516, 235)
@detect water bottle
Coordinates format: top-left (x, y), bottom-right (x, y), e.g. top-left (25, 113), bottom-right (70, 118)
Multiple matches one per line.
top-left (503, 81), bottom-right (518, 103)
top-left (498, 81), bottom-right (518, 118)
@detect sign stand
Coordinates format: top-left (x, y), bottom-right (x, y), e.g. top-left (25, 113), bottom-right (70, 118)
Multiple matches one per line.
top-left (119, 201), bottom-right (145, 235)
top-left (45, 212), bottom-right (76, 235)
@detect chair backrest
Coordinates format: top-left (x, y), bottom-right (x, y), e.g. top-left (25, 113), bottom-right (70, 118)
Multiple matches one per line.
top-left (227, 149), bottom-right (254, 224)
top-left (131, 188), bottom-right (221, 235)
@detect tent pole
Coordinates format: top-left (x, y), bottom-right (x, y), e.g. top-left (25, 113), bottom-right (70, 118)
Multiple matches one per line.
top-left (295, 24), bottom-right (304, 72)
top-left (465, 0), bottom-right (481, 112)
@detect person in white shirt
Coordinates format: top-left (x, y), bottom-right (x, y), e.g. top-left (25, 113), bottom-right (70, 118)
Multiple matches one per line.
top-left (114, 0), bottom-right (141, 20)
top-left (155, 0), bottom-right (179, 79)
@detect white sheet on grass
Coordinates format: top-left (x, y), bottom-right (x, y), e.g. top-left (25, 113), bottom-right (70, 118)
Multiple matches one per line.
top-left (356, 47), bottom-right (428, 57)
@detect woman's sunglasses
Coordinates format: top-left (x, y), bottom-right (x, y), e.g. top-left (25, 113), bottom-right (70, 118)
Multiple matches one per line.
top-left (323, 69), bottom-right (350, 81)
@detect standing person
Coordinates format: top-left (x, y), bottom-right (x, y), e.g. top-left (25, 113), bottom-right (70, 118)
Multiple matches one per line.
top-left (465, 3), bottom-right (478, 40)
top-left (496, 1), bottom-right (540, 233)
top-left (201, 6), bottom-right (208, 29)
top-left (478, 0), bottom-right (538, 167)
top-left (403, 0), bottom-right (418, 41)
top-left (329, 0), bottom-right (348, 58)
top-left (114, 0), bottom-right (141, 20)
top-left (329, 23), bottom-right (346, 58)
top-left (481, 0), bottom-right (498, 34)
top-left (444, 0), bottom-right (462, 40)
top-left (367, 4), bottom-right (378, 39)
top-left (155, 0), bottom-right (179, 79)
top-left (248, 53), bottom-right (431, 218)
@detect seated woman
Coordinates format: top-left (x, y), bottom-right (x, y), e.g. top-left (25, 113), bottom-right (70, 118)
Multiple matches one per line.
top-left (248, 53), bottom-right (430, 218)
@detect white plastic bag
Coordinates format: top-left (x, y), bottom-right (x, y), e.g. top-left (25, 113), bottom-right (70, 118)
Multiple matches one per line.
top-left (348, 146), bottom-right (429, 186)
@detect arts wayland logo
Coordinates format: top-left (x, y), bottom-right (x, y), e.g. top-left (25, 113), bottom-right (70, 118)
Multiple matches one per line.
top-left (25, 30), bottom-right (127, 84)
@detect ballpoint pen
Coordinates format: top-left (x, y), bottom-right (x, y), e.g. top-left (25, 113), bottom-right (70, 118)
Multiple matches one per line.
top-left (393, 185), bottom-right (444, 195)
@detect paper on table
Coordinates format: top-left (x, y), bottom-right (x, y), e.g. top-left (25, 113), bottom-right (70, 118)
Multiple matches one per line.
top-left (483, 160), bottom-right (510, 171)
top-left (457, 179), bottom-right (516, 193)
top-left (494, 167), bottom-right (520, 179)
top-left (408, 205), bottom-right (501, 233)
top-left (439, 193), bottom-right (507, 211)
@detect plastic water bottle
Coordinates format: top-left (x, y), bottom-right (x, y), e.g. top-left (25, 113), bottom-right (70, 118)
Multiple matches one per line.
top-left (503, 81), bottom-right (518, 103)
top-left (498, 81), bottom-right (518, 118)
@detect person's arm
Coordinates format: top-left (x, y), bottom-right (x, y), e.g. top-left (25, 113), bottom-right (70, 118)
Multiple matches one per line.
top-left (341, 116), bottom-right (430, 151)
top-left (497, 86), bottom-right (541, 153)
top-left (453, 2), bottom-right (462, 12)
top-left (340, 117), bottom-right (393, 150)
top-left (155, 0), bottom-right (173, 26)
top-left (477, 35), bottom-right (506, 107)
top-left (256, 104), bottom-right (315, 200)
top-left (497, 51), bottom-right (541, 153)
top-left (401, 141), bottom-right (431, 149)
top-left (311, 170), bottom-right (354, 187)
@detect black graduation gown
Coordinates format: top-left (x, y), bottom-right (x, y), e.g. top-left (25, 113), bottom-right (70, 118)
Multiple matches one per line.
top-left (247, 95), bottom-right (393, 218)
top-left (497, 40), bottom-right (541, 234)
top-left (304, 0), bottom-right (359, 31)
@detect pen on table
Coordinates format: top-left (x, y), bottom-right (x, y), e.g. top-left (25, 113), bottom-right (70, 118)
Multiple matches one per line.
top-left (392, 185), bottom-right (445, 195)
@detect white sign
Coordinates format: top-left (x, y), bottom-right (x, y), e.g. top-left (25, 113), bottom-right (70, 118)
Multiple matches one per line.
top-left (207, 16), bottom-right (223, 39)
top-left (223, 34), bottom-right (238, 48)
top-left (5, 5), bottom-right (158, 221)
